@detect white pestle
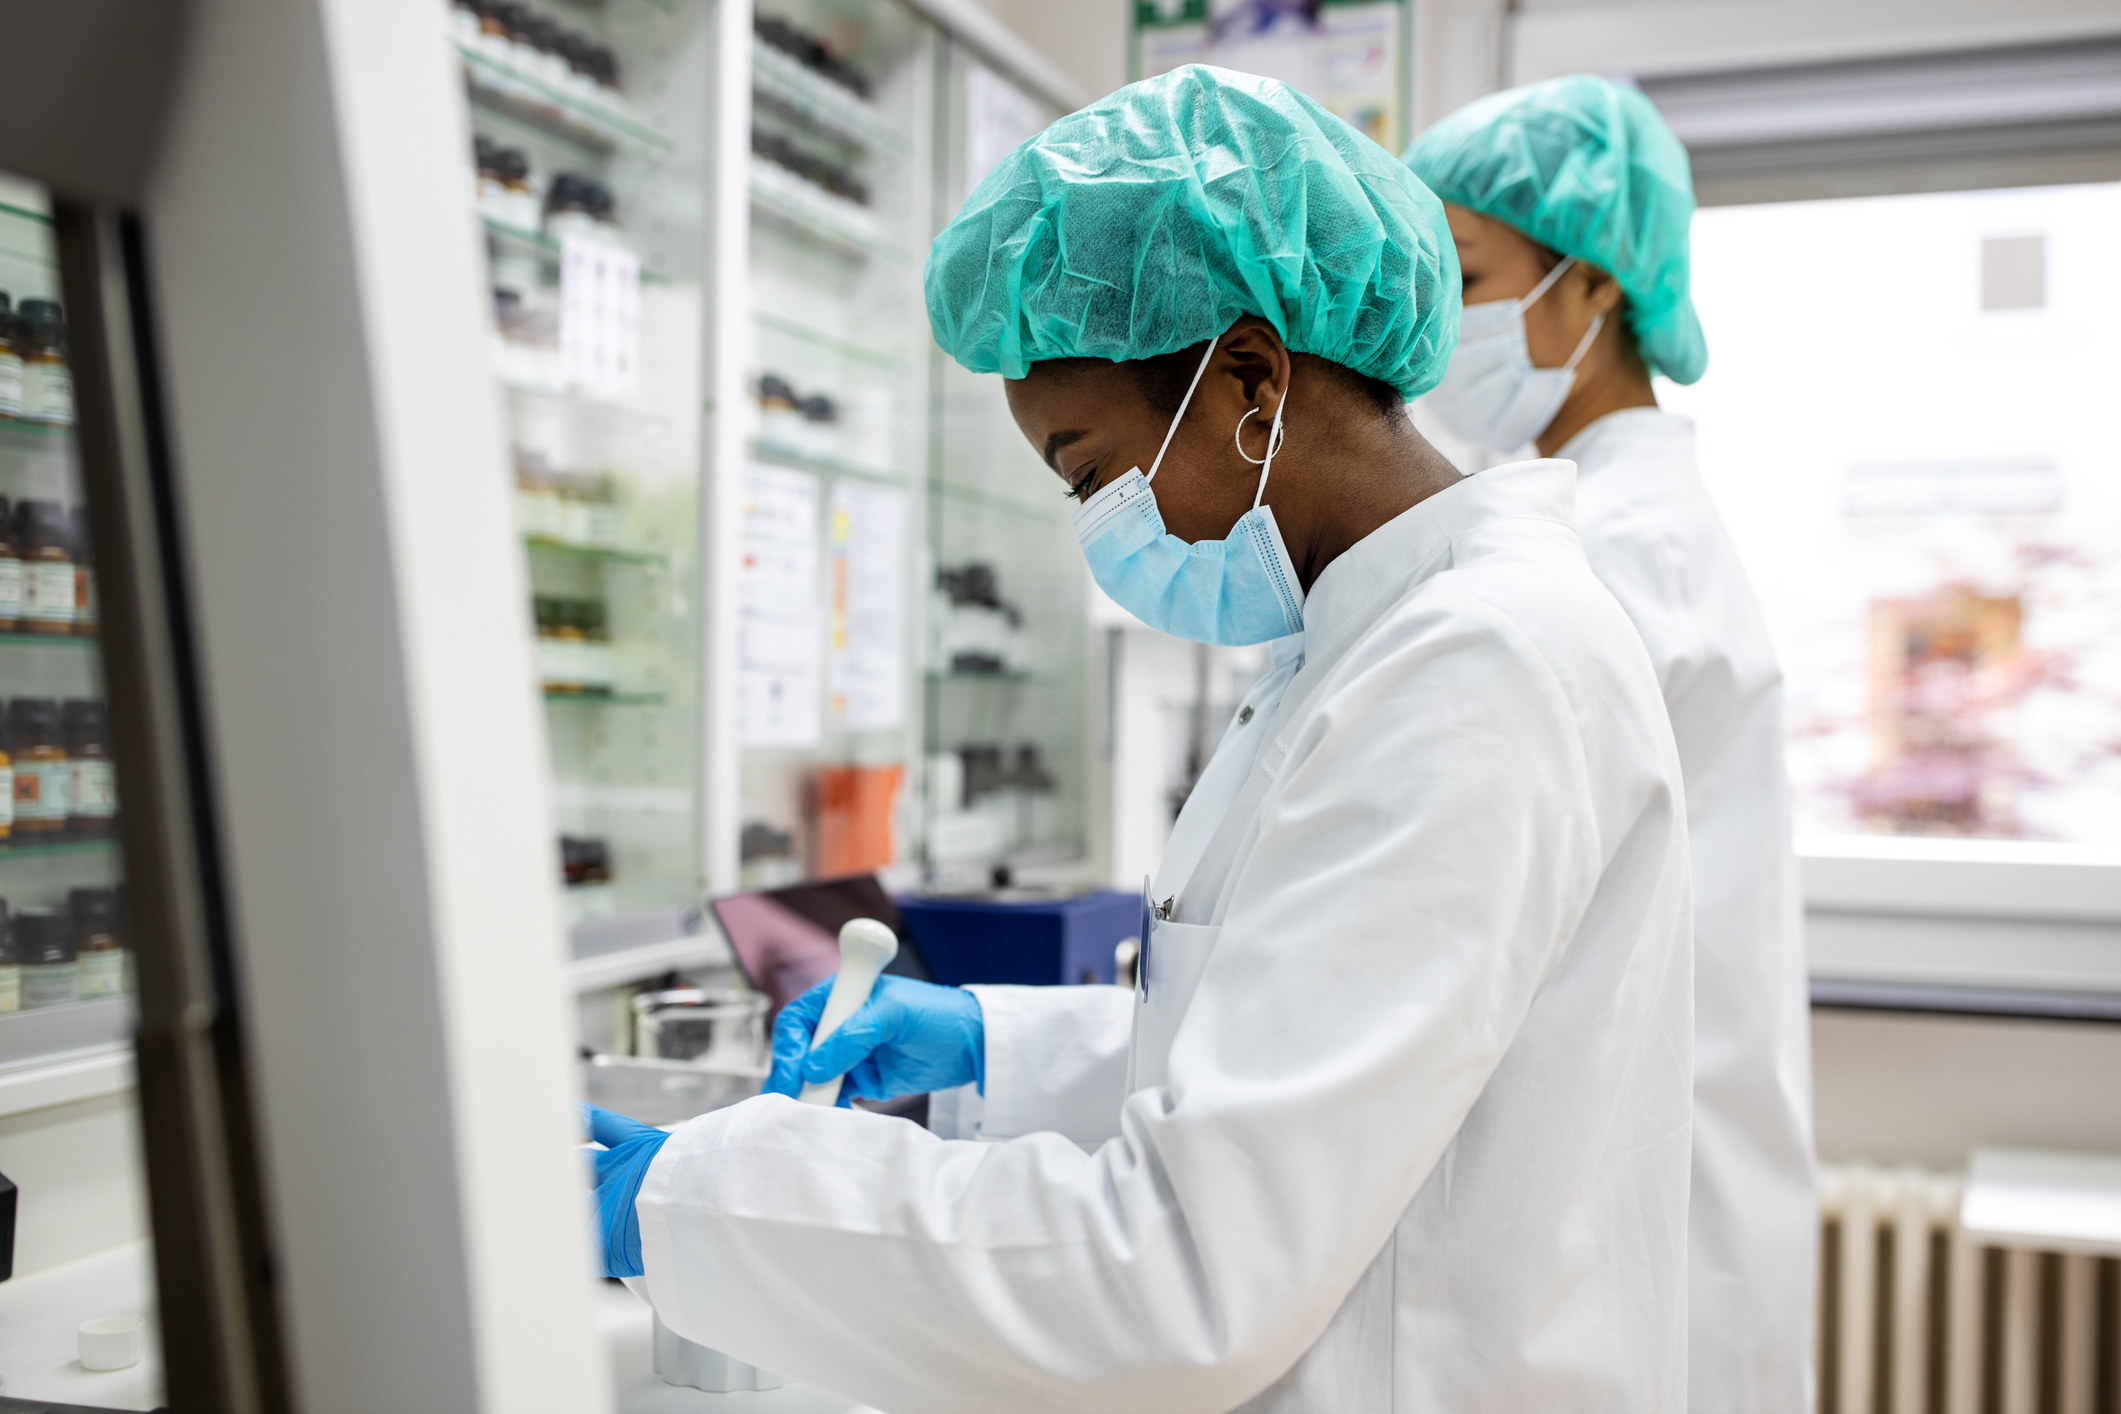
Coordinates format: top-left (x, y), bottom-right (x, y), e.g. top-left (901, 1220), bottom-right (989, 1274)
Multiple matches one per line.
top-left (797, 918), bottom-right (899, 1107)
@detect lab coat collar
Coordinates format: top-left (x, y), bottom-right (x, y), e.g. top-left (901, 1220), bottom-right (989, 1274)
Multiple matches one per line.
top-left (1300, 458), bottom-right (1577, 674)
top-left (1552, 407), bottom-right (1695, 474)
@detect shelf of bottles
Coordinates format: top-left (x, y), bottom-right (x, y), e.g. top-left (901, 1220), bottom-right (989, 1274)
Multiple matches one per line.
top-left (0, 184), bottom-right (132, 1039)
top-left (920, 53), bottom-right (1086, 890)
top-left (734, 3), bottom-right (936, 891)
top-left (454, 0), bottom-right (710, 935)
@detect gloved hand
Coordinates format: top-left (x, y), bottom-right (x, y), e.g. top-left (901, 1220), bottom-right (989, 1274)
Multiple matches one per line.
top-left (582, 1103), bottom-right (668, 1279)
top-left (765, 973), bottom-right (984, 1105)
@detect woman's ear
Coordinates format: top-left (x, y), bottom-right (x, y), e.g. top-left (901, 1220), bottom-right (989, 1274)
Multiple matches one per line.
top-left (1576, 264), bottom-right (1627, 321)
top-left (1218, 320), bottom-right (1292, 410)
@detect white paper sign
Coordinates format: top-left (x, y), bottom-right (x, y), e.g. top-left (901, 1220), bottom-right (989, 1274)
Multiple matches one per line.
top-left (559, 236), bottom-right (640, 397)
top-left (966, 64), bottom-right (1048, 193)
top-left (827, 480), bottom-right (908, 732)
top-left (739, 463), bottom-right (821, 747)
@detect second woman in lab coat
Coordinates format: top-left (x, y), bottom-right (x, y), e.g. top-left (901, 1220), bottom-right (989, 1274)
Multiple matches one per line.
top-left (1407, 74), bottom-right (1817, 1414)
top-left (589, 65), bottom-right (1697, 1413)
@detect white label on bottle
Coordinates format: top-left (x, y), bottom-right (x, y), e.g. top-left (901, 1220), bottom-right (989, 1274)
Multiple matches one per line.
top-left (14, 758), bottom-right (69, 821)
top-left (72, 759), bottom-right (116, 818)
top-left (77, 949), bottom-right (125, 1000)
top-left (0, 764), bottom-right (12, 829)
top-left (0, 964), bottom-right (18, 1013)
top-left (26, 562), bottom-right (73, 623)
top-left (26, 363), bottom-right (73, 424)
top-left (0, 354), bottom-right (22, 416)
top-left (0, 558), bottom-right (20, 616)
top-left (24, 962), bottom-right (76, 1009)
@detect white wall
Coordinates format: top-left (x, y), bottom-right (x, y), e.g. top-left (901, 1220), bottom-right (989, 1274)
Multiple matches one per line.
top-left (0, 1092), bottom-right (147, 1277)
top-left (1813, 1011), bottom-right (2121, 1167)
top-left (971, 0), bottom-right (1130, 103)
top-left (1506, 0), bottom-right (2121, 85)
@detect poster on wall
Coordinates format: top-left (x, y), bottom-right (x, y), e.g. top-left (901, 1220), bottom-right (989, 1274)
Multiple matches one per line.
top-left (739, 462), bottom-right (821, 748)
top-left (827, 480), bottom-right (909, 733)
top-left (1133, 0), bottom-right (1407, 152)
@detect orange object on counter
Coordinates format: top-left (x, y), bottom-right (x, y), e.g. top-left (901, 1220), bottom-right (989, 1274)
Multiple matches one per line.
top-left (811, 764), bottom-right (902, 877)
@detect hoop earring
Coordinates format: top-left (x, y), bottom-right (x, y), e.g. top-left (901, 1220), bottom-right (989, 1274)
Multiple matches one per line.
top-left (1234, 406), bottom-right (1287, 466)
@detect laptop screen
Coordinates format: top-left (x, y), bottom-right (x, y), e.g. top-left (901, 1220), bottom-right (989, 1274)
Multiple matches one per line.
top-left (710, 874), bottom-right (931, 1015)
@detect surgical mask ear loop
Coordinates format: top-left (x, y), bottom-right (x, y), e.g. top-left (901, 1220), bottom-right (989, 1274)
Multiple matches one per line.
top-left (1237, 382), bottom-right (1290, 510)
top-left (1515, 256), bottom-right (1576, 314)
top-left (1561, 312), bottom-right (1605, 373)
top-left (1143, 336), bottom-right (1221, 485)
top-left (1516, 256), bottom-right (1604, 374)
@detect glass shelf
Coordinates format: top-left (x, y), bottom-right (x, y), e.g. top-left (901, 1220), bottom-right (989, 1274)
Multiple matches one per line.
top-left (0, 412), bottom-right (75, 441)
top-left (752, 310), bottom-right (905, 371)
top-left (748, 161), bottom-right (905, 261)
top-left (751, 44), bottom-right (908, 155)
top-left (0, 835), bottom-right (118, 862)
top-left (482, 217), bottom-right (670, 284)
top-left (928, 478), bottom-right (1066, 520)
top-left (542, 689), bottom-right (668, 706)
top-left (457, 43), bottom-right (676, 160)
top-left (522, 536), bottom-right (670, 567)
top-left (750, 440), bottom-right (902, 484)
top-left (924, 669), bottom-right (1053, 685)
top-left (0, 631), bottom-right (98, 648)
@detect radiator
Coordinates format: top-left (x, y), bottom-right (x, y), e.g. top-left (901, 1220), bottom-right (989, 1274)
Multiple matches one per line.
top-left (1818, 1163), bottom-right (2121, 1414)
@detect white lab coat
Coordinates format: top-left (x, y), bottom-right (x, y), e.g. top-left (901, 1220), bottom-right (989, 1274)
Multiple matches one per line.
top-left (637, 460), bottom-right (1695, 1413)
top-left (1556, 409), bottom-right (1817, 1414)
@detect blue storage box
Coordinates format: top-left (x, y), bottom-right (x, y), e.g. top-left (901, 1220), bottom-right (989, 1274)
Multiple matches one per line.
top-left (894, 890), bottom-right (1141, 987)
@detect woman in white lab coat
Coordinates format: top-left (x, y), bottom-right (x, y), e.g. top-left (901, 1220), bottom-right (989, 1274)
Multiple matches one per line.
top-left (1407, 74), bottom-right (1818, 1414)
top-left (585, 64), bottom-right (1696, 1413)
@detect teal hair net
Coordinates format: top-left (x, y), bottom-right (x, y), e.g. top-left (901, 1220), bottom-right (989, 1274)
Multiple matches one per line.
top-left (1404, 75), bottom-right (1707, 384)
top-left (925, 64), bottom-right (1459, 401)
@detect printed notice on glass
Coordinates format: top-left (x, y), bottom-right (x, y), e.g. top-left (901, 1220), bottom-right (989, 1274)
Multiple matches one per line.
top-left (739, 463), bottom-right (821, 747)
top-left (560, 235), bottom-right (640, 397)
top-left (827, 480), bottom-right (908, 733)
top-left (966, 64), bottom-right (1048, 191)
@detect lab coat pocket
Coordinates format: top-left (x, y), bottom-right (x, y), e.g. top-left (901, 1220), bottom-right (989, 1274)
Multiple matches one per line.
top-left (1129, 917), bottom-right (1219, 1095)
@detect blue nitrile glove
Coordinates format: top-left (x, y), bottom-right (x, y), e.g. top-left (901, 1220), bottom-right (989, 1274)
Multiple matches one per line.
top-left (764, 974), bottom-right (984, 1106)
top-left (582, 1103), bottom-right (668, 1279)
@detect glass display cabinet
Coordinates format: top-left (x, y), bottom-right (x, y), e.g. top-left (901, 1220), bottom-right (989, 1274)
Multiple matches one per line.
top-left (919, 53), bottom-right (1097, 890)
top-left (453, 0), bottom-right (715, 953)
top-left (731, 0), bottom-right (937, 893)
top-left (448, 0), bottom-right (1091, 986)
top-left (0, 183), bottom-right (130, 1065)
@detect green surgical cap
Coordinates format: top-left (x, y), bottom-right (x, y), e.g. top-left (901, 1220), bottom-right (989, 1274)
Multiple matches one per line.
top-left (925, 64), bottom-right (1460, 401)
top-left (1405, 75), bottom-right (1707, 384)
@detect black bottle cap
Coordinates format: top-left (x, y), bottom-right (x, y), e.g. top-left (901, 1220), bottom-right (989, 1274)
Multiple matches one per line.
top-left (16, 300), bottom-right (62, 337)
top-left (14, 910), bottom-right (72, 966)
top-left (8, 697), bottom-right (58, 740)
top-left (15, 499), bottom-right (68, 544)
top-left (62, 698), bottom-right (106, 741)
top-left (69, 887), bottom-right (116, 939)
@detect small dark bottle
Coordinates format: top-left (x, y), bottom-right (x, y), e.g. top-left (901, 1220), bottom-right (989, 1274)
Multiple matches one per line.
top-left (17, 909), bottom-right (76, 1009)
top-left (63, 699), bottom-right (115, 836)
top-left (70, 887), bottom-right (124, 1001)
top-left (15, 500), bottom-right (74, 634)
top-left (7, 698), bottom-right (67, 835)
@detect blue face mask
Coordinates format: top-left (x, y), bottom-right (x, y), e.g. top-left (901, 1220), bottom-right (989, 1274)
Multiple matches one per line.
top-left (1070, 339), bottom-right (1306, 646)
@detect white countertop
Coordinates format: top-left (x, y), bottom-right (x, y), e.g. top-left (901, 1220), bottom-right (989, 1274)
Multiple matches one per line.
top-left (0, 1240), bottom-right (163, 1410)
top-left (598, 1279), bottom-right (872, 1414)
top-left (0, 1238), bottom-right (869, 1413)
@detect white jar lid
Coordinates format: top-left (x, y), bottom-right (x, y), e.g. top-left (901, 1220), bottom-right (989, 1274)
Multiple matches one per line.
top-left (77, 1315), bottom-right (144, 1372)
